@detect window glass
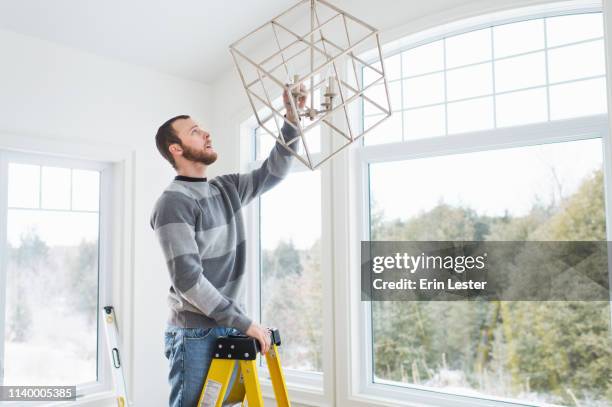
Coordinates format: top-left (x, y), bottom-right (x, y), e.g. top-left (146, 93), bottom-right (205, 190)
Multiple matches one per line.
top-left (446, 63), bottom-right (492, 101)
top-left (5, 163), bottom-right (100, 385)
top-left (494, 19), bottom-right (545, 58)
top-left (72, 170), bottom-right (100, 211)
top-left (41, 167), bottom-right (71, 210)
top-left (8, 164), bottom-right (39, 208)
top-left (369, 138), bottom-right (608, 405)
top-left (383, 53), bottom-right (402, 81)
top-left (447, 96), bottom-right (494, 134)
top-left (404, 105), bottom-right (446, 140)
top-left (260, 170), bottom-right (322, 372)
top-left (548, 40), bottom-right (605, 83)
top-left (494, 52), bottom-right (546, 93)
top-left (402, 41), bottom-right (444, 77)
top-left (549, 77), bottom-right (607, 120)
top-left (403, 73), bottom-right (445, 108)
top-left (445, 29), bottom-right (492, 68)
top-left (364, 114), bottom-right (402, 146)
top-left (361, 12), bottom-right (606, 147)
top-left (364, 83), bottom-right (400, 115)
top-left (496, 88), bottom-right (548, 127)
top-left (546, 13), bottom-right (604, 47)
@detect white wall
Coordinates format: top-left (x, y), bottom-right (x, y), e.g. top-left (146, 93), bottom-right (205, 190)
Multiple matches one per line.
top-left (0, 27), bottom-right (213, 407)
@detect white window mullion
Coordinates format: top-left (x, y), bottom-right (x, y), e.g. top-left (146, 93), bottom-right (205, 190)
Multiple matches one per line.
top-left (491, 27), bottom-right (498, 128)
top-left (544, 17), bottom-right (552, 121)
top-left (94, 163), bottom-right (114, 398)
top-left (319, 108), bottom-right (337, 404)
top-left (443, 38), bottom-right (449, 136)
top-left (246, 154), bottom-right (262, 327)
top-left (0, 152), bottom-right (9, 385)
top-left (38, 165), bottom-right (42, 209)
top-left (399, 49), bottom-right (406, 142)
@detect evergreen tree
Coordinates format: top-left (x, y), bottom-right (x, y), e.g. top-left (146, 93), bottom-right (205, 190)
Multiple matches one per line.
top-left (8, 231), bottom-right (49, 342)
top-left (67, 239), bottom-right (99, 326)
top-left (272, 240), bottom-right (302, 277)
top-left (369, 168), bottom-right (612, 404)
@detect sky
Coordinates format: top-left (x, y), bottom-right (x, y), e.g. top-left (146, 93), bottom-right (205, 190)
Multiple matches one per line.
top-left (259, 137), bottom-right (604, 250)
top-left (6, 164), bottom-right (100, 247)
top-left (369, 137), bottom-right (603, 220)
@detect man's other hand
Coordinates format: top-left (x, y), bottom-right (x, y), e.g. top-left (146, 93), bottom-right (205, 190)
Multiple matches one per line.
top-left (246, 322), bottom-right (272, 355)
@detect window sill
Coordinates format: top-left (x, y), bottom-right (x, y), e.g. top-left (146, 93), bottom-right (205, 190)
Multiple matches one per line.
top-left (352, 382), bottom-right (541, 407)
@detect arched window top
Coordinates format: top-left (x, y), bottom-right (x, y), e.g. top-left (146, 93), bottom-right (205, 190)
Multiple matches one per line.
top-left (362, 5), bottom-right (606, 145)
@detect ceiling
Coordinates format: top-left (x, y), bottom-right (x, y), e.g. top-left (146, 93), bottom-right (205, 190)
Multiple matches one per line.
top-left (0, 0), bottom-right (475, 83)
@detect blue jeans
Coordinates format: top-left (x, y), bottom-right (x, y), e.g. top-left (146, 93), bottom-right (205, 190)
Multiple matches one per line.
top-left (163, 325), bottom-right (240, 407)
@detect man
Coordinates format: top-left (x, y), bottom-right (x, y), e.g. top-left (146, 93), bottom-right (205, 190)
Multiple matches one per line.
top-left (150, 86), bottom-right (305, 407)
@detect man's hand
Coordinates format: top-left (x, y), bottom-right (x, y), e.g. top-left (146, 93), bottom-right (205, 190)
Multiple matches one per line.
top-left (283, 83), bottom-right (307, 125)
top-left (246, 322), bottom-right (272, 356)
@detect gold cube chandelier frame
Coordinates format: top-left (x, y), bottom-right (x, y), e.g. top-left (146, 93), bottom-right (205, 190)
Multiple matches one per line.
top-left (229, 0), bottom-right (392, 170)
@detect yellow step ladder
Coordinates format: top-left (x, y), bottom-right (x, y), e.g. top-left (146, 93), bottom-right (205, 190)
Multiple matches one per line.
top-left (197, 328), bottom-right (290, 407)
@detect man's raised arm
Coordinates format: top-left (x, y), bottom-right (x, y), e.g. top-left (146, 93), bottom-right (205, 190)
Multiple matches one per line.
top-left (224, 84), bottom-right (307, 206)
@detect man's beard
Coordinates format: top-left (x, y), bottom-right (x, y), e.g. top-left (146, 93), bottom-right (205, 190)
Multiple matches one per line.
top-left (181, 144), bottom-right (218, 165)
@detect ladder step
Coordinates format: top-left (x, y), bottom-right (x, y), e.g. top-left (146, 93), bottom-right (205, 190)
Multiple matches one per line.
top-left (212, 329), bottom-right (282, 360)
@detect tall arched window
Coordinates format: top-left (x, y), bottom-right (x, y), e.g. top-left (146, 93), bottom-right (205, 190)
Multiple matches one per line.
top-left (358, 9), bottom-right (611, 407)
top-left (242, 4), bottom-right (612, 406)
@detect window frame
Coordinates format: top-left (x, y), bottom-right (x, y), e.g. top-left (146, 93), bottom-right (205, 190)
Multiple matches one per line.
top-left (337, 4), bottom-right (612, 407)
top-left (0, 149), bottom-right (117, 405)
top-left (352, 116), bottom-right (610, 407)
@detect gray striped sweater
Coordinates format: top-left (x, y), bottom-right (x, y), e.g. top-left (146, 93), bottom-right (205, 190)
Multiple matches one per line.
top-left (150, 122), bottom-right (298, 333)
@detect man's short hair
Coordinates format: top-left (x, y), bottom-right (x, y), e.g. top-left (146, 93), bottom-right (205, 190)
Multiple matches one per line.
top-left (155, 115), bottom-right (190, 169)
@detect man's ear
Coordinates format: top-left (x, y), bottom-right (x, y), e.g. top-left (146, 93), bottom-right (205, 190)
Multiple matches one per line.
top-left (169, 144), bottom-right (183, 154)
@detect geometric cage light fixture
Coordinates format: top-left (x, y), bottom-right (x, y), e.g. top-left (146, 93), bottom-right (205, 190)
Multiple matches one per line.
top-left (229, 0), bottom-right (392, 170)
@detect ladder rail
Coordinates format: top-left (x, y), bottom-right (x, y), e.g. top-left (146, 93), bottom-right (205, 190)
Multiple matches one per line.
top-left (265, 344), bottom-right (291, 406)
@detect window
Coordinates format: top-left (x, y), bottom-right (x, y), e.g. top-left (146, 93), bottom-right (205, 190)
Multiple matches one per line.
top-left (0, 152), bottom-right (111, 396)
top-left (369, 139), bottom-right (608, 405)
top-left (241, 5), bottom-right (610, 406)
top-left (356, 8), bottom-right (611, 407)
top-left (260, 170), bottom-right (322, 372)
top-left (248, 123), bottom-right (325, 378)
top-left (363, 12), bottom-right (606, 146)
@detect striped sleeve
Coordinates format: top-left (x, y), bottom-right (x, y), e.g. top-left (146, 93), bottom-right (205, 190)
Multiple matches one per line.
top-left (233, 121), bottom-right (300, 206)
top-left (150, 192), bottom-right (252, 332)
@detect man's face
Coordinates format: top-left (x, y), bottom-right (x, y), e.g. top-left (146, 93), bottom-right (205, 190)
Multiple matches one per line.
top-left (171, 117), bottom-right (217, 166)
